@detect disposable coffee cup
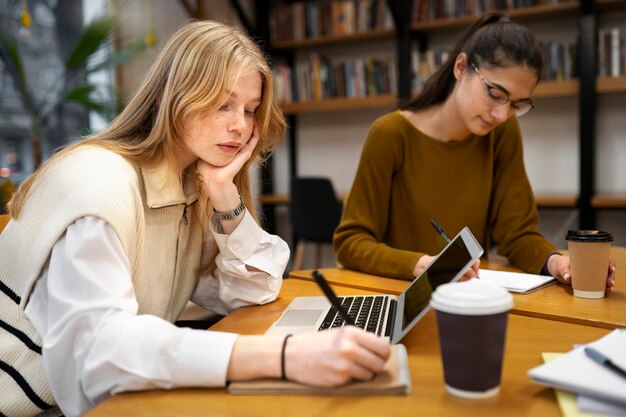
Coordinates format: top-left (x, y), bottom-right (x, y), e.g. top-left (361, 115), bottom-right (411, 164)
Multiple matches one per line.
top-left (566, 230), bottom-right (613, 299)
top-left (430, 279), bottom-right (513, 399)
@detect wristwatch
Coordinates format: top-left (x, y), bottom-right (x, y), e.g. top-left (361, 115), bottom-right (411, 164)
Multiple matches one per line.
top-left (212, 197), bottom-right (246, 220)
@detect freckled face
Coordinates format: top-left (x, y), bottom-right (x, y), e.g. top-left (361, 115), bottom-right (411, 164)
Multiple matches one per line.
top-left (181, 71), bottom-right (262, 168)
top-left (456, 64), bottom-right (538, 136)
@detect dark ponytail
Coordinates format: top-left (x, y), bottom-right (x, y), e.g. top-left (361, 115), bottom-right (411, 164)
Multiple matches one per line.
top-left (400, 11), bottom-right (543, 111)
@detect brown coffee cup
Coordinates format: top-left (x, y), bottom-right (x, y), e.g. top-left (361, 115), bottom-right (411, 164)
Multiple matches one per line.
top-left (566, 230), bottom-right (613, 299)
top-left (430, 279), bottom-right (513, 399)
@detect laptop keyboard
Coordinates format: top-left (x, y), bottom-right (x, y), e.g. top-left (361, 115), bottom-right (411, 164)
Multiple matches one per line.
top-left (318, 295), bottom-right (394, 337)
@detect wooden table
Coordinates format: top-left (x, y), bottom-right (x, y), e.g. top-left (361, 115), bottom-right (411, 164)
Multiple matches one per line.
top-left (86, 279), bottom-right (610, 417)
top-left (289, 248), bottom-right (626, 329)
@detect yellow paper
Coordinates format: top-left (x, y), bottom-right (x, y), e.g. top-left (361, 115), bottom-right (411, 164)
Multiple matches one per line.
top-left (541, 353), bottom-right (607, 417)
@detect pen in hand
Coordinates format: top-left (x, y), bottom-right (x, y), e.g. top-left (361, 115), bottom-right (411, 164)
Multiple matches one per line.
top-left (584, 346), bottom-right (626, 379)
top-left (430, 219), bottom-right (475, 276)
top-left (430, 219), bottom-right (451, 243)
top-left (312, 270), bottom-right (355, 326)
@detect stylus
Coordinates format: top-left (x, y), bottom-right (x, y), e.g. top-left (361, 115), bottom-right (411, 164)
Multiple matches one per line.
top-left (312, 270), bottom-right (355, 326)
top-left (430, 219), bottom-right (451, 243)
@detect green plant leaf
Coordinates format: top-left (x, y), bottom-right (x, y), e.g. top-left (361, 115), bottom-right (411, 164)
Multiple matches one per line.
top-left (0, 30), bottom-right (26, 85)
top-left (64, 84), bottom-right (109, 114)
top-left (65, 15), bottom-right (117, 70)
top-left (88, 39), bottom-right (147, 73)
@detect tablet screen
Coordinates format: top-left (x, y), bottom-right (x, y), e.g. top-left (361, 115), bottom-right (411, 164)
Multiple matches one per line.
top-left (400, 233), bottom-right (473, 330)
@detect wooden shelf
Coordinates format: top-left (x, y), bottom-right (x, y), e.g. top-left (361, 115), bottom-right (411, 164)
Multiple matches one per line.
top-left (533, 194), bottom-right (626, 209)
top-left (278, 77), bottom-right (626, 115)
top-left (411, 2), bottom-right (579, 32)
top-left (592, 194), bottom-right (626, 208)
top-left (259, 193), bottom-right (346, 206)
top-left (598, 0), bottom-right (626, 13)
top-left (280, 94), bottom-right (397, 115)
top-left (262, 193), bottom-right (579, 208)
top-left (272, 28), bottom-right (395, 50)
top-left (259, 194), bottom-right (289, 205)
top-left (521, 76), bottom-right (626, 99)
top-left (535, 194), bottom-right (578, 208)
top-left (533, 79), bottom-right (579, 98)
top-left (597, 76), bottom-right (626, 94)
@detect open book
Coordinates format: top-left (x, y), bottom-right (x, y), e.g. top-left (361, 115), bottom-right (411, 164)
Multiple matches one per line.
top-left (228, 344), bottom-right (411, 396)
top-left (478, 268), bottom-right (556, 294)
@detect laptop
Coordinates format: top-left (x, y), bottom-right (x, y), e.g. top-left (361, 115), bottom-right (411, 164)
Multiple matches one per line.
top-left (266, 226), bottom-right (484, 344)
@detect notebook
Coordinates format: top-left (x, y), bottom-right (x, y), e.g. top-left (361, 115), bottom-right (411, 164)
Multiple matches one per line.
top-left (266, 226), bottom-right (484, 344)
top-left (478, 268), bottom-right (556, 294)
top-left (528, 329), bottom-right (626, 407)
top-left (228, 344), bottom-right (411, 396)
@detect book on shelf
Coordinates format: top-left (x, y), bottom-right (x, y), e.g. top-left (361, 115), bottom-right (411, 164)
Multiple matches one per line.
top-left (598, 27), bottom-right (625, 78)
top-left (228, 344), bottom-right (412, 396)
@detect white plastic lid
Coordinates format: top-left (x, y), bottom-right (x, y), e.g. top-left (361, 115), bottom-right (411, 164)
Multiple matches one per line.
top-left (430, 279), bottom-right (514, 316)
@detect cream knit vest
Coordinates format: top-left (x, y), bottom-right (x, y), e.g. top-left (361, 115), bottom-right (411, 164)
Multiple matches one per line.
top-left (0, 147), bottom-right (203, 416)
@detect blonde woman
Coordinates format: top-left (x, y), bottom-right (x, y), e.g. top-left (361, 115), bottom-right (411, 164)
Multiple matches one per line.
top-left (0, 20), bottom-right (390, 417)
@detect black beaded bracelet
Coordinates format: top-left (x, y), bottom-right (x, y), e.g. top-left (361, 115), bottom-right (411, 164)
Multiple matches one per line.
top-left (281, 334), bottom-right (293, 380)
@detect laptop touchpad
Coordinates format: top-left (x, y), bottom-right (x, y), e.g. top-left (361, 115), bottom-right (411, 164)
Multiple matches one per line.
top-left (277, 309), bottom-right (323, 326)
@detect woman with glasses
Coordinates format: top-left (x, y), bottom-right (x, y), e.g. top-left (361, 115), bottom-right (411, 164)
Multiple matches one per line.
top-left (333, 11), bottom-right (616, 294)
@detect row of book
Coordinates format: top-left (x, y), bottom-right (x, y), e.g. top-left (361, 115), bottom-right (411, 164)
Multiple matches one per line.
top-left (413, 0), bottom-right (575, 22)
top-left (272, 38), bottom-right (578, 104)
top-left (411, 30), bottom-right (626, 94)
top-left (270, 0), bottom-right (393, 43)
top-left (272, 53), bottom-right (397, 103)
top-left (411, 40), bottom-right (577, 93)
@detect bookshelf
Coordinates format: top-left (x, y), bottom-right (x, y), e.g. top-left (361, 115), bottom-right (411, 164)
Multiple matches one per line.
top-left (260, 0), bottom-right (626, 232)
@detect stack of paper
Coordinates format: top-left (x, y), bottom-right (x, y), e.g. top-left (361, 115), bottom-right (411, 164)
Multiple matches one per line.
top-left (528, 329), bottom-right (626, 412)
top-left (478, 268), bottom-right (555, 294)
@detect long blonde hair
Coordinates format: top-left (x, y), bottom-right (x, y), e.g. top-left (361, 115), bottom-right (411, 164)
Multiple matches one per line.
top-left (10, 20), bottom-right (286, 272)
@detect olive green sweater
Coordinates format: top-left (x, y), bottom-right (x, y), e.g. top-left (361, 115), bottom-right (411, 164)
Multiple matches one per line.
top-left (334, 111), bottom-right (556, 279)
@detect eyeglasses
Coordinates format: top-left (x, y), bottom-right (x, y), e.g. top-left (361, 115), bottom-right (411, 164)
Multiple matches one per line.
top-left (470, 62), bottom-right (535, 117)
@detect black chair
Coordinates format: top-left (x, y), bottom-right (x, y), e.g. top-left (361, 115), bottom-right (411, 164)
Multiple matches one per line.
top-left (290, 177), bottom-right (342, 270)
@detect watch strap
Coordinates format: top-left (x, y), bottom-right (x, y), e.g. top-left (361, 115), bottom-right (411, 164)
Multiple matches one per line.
top-left (212, 197), bottom-right (246, 220)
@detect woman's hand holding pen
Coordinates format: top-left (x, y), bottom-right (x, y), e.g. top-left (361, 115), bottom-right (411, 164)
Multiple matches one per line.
top-left (423, 219), bottom-right (479, 280)
top-left (283, 327), bottom-right (390, 387)
top-left (547, 254), bottom-right (616, 296)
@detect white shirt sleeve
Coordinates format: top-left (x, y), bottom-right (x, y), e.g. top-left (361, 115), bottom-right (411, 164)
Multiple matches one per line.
top-left (191, 210), bottom-right (290, 315)
top-left (23, 216), bottom-right (285, 417)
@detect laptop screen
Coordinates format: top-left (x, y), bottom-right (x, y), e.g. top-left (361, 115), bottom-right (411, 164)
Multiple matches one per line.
top-left (400, 233), bottom-right (473, 330)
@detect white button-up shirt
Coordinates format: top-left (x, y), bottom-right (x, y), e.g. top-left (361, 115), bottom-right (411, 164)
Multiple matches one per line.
top-left (25, 214), bottom-right (289, 417)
